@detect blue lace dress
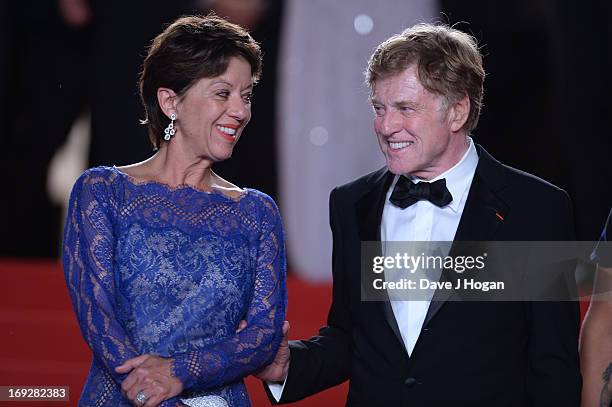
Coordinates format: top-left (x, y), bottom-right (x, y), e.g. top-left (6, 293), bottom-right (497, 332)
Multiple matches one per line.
top-left (62, 167), bottom-right (287, 407)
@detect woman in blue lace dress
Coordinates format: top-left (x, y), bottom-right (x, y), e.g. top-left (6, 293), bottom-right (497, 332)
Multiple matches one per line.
top-left (62, 15), bottom-right (287, 407)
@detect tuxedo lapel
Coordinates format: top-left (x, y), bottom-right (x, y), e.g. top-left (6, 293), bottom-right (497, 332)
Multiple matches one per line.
top-left (424, 146), bottom-right (510, 327)
top-left (354, 168), bottom-right (393, 275)
top-left (356, 170), bottom-right (393, 243)
top-left (355, 170), bottom-right (408, 353)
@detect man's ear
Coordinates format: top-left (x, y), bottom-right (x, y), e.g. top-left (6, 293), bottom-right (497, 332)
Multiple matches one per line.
top-left (448, 94), bottom-right (470, 132)
top-left (157, 87), bottom-right (178, 118)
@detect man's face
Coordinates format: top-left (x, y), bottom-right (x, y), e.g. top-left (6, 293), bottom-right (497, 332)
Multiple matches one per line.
top-left (371, 65), bottom-right (466, 179)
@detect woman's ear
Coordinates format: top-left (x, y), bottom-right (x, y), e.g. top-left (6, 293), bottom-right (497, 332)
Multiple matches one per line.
top-left (157, 87), bottom-right (178, 118)
top-left (448, 94), bottom-right (470, 133)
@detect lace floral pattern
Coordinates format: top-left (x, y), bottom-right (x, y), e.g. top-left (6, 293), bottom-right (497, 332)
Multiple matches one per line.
top-left (63, 167), bottom-right (287, 406)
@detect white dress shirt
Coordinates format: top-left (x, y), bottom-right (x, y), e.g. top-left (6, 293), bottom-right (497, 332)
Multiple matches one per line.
top-left (381, 137), bottom-right (478, 355)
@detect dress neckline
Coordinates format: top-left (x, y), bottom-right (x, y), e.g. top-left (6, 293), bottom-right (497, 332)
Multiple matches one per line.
top-left (110, 166), bottom-right (249, 203)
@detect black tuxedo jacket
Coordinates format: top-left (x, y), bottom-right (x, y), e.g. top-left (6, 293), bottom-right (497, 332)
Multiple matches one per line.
top-left (271, 146), bottom-right (581, 406)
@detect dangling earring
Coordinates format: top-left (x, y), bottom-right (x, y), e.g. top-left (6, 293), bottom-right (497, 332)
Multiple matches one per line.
top-left (164, 113), bottom-right (176, 141)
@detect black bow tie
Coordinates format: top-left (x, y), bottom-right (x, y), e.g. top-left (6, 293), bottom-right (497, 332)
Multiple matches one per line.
top-left (389, 176), bottom-right (453, 209)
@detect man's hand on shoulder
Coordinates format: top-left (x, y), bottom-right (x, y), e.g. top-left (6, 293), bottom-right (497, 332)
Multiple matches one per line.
top-left (255, 321), bottom-right (291, 383)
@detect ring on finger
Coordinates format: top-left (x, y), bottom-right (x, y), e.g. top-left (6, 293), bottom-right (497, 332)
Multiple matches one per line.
top-left (135, 390), bottom-right (148, 405)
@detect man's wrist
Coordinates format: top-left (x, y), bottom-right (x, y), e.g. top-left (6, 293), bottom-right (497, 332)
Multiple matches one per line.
top-left (281, 357), bottom-right (290, 382)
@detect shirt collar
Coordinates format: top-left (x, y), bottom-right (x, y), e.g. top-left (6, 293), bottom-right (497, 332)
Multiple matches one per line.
top-left (407, 136), bottom-right (479, 212)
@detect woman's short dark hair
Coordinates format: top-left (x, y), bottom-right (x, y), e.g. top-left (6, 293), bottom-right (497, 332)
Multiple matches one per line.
top-left (139, 14), bottom-right (262, 148)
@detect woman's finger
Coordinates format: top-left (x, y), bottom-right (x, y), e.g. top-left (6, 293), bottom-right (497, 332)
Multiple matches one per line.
top-left (121, 371), bottom-right (139, 395)
top-left (116, 354), bottom-right (150, 374)
top-left (124, 369), bottom-right (149, 401)
top-left (137, 381), bottom-right (168, 407)
top-left (236, 320), bottom-right (247, 333)
top-left (143, 388), bottom-right (165, 407)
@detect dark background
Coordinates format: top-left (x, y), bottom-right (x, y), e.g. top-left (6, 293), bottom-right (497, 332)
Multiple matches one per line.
top-left (0, 0), bottom-right (609, 258)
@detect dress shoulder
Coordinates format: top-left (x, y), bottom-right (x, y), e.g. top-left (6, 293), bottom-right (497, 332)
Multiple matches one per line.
top-left (243, 188), bottom-right (283, 233)
top-left (77, 166), bottom-right (121, 184)
top-left (68, 166), bottom-right (124, 218)
top-left (71, 166), bottom-right (122, 192)
top-left (245, 188), bottom-right (276, 204)
top-left (244, 189), bottom-right (281, 216)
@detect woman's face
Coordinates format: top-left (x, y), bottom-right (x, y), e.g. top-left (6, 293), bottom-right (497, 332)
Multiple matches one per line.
top-left (174, 56), bottom-right (253, 162)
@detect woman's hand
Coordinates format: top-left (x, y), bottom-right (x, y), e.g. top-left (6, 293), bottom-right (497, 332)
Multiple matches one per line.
top-left (115, 355), bottom-right (183, 406)
top-left (114, 318), bottom-right (247, 406)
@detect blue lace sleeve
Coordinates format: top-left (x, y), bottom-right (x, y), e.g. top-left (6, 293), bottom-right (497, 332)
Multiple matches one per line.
top-left (171, 194), bottom-right (288, 391)
top-left (63, 171), bottom-right (185, 407)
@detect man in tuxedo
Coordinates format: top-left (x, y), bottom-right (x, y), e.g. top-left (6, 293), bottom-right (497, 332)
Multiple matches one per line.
top-left (260, 23), bottom-right (581, 406)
